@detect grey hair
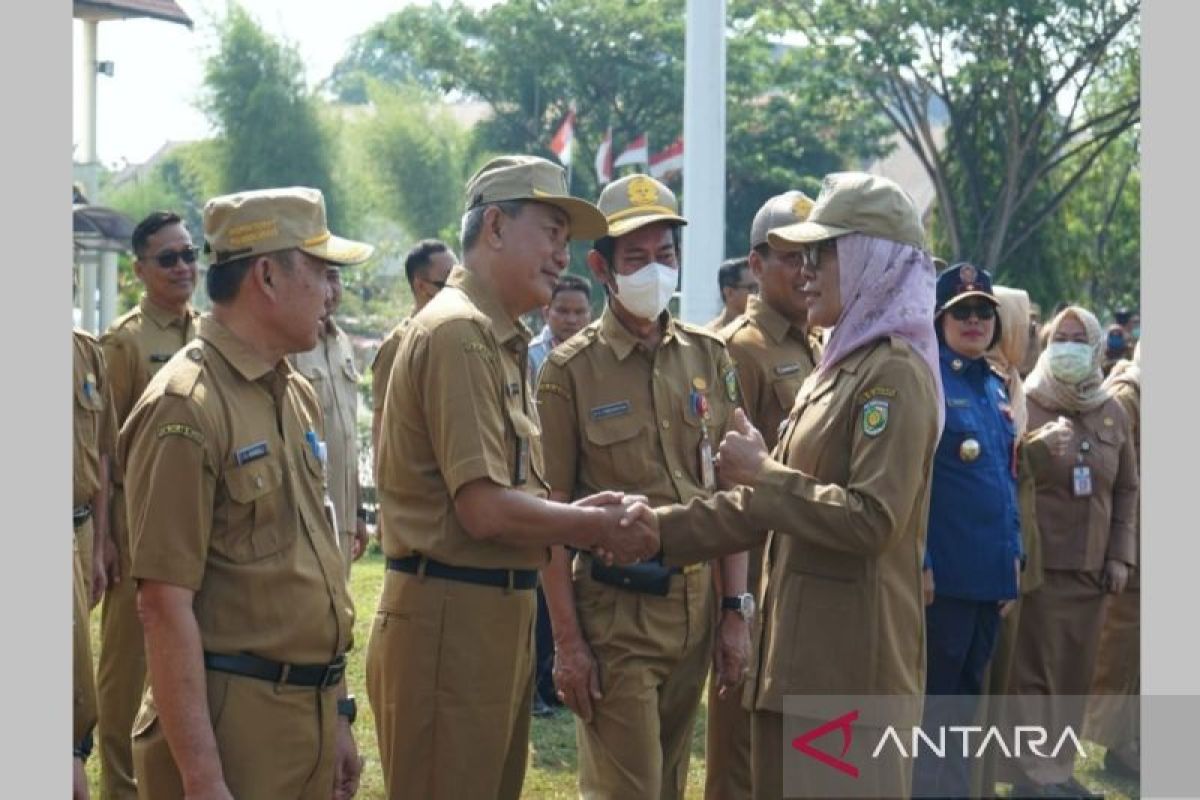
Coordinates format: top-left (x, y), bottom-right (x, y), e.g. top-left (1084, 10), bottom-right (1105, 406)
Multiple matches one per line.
top-left (459, 200), bottom-right (528, 253)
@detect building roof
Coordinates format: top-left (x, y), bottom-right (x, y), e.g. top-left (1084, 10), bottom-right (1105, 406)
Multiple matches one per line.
top-left (73, 0), bottom-right (192, 27)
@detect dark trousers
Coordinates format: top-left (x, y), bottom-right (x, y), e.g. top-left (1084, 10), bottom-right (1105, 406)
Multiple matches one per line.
top-left (912, 595), bottom-right (1002, 799)
top-left (534, 586), bottom-right (558, 705)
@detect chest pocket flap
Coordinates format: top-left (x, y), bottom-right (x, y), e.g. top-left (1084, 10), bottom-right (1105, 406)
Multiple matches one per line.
top-left (584, 410), bottom-right (643, 446)
top-left (219, 459), bottom-right (288, 561)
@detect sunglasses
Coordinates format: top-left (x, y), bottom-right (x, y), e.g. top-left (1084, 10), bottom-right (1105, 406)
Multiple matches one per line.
top-left (948, 302), bottom-right (996, 321)
top-left (151, 246), bottom-right (198, 268)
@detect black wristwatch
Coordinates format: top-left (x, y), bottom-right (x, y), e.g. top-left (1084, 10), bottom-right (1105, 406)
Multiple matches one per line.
top-left (337, 695), bottom-right (358, 725)
top-left (721, 593), bottom-right (756, 622)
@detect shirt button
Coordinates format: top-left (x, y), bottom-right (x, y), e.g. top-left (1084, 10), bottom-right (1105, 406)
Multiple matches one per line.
top-left (254, 476), bottom-right (264, 489)
top-left (661, 419), bottom-right (671, 429)
top-left (673, 469), bottom-right (682, 478)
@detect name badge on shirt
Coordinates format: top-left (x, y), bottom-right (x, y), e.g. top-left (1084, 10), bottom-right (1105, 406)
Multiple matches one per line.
top-left (774, 363), bottom-right (801, 377)
top-left (1072, 465), bottom-right (1093, 497)
top-left (590, 401), bottom-right (631, 420)
top-left (514, 437), bottom-right (529, 486)
top-left (234, 440), bottom-right (269, 466)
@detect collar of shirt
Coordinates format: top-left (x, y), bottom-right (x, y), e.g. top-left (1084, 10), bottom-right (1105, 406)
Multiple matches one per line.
top-left (745, 293), bottom-right (807, 347)
top-left (597, 303), bottom-right (678, 362)
top-left (448, 265), bottom-right (531, 350)
top-left (198, 314), bottom-right (286, 383)
top-left (530, 323), bottom-right (553, 348)
top-left (140, 295), bottom-right (196, 331)
top-left (939, 343), bottom-right (989, 380)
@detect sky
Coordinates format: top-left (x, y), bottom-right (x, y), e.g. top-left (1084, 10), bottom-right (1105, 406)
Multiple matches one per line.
top-left (72, 0), bottom-right (493, 168)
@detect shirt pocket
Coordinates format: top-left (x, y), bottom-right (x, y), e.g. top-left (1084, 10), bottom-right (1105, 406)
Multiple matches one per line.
top-left (771, 376), bottom-right (803, 417)
top-left (583, 412), bottom-right (650, 489)
top-left (217, 459), bottom-right (288, 562)
top-left (1091, 425), bottom-right (1122, 479)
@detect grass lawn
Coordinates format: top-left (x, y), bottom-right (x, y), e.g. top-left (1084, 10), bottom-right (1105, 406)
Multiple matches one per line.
top-left (87, 548), bottom-right (1138, 798)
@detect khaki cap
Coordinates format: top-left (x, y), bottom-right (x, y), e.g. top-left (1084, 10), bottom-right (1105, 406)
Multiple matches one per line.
top-left (203, 186), bottom-right (373, 267)
top-left (750, 190), bottom-right (815, 248)
top-left (767, 172), bottom-right (924, 251)
top-left (596, 174), bottom-right (688, 238)
top-left (464, 155), bottom-right (607, 240)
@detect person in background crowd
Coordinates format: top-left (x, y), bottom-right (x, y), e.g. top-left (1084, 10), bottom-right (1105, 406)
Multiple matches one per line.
top-left (706, 256), bottom-right (756, 330)
top-left (1005, 305), bottom-right (1138, 800)
top-left (528, 274), bottom-right (593, 381)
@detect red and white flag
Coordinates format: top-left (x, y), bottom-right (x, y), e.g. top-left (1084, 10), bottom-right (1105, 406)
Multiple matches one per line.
top-left (649, 136), bottom-right (684, 179)
top-left (549, 109), bottom-right (575, 166)
top-left (613, 133), bottom-right (649, 168)
top-left (594, 127), bottom-right (613, 185)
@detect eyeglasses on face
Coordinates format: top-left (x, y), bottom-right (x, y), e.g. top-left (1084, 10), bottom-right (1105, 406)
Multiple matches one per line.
top-left (151, 246), bottom-right (198, 269)
top-left (948, 302), bottom-right (996, 321)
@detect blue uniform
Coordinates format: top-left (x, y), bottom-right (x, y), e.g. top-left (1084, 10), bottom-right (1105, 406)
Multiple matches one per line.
top-left (924, 345), bottom-right (1023, 601)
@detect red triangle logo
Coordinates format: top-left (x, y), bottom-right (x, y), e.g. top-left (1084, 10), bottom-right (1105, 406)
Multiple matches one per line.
top-left (791, 709), bottom-right (860, 778)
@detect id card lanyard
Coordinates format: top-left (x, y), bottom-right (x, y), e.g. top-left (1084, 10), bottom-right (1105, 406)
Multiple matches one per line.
top-left (1072, 438), bottom-right (1094, 498)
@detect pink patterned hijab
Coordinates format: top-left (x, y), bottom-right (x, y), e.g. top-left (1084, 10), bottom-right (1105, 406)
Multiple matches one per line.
top-left (816, 233), bottom-right (945, 430)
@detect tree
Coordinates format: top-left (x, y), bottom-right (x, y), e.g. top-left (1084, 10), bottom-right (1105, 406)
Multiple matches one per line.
top-left (765, 0), bottom-right (1140, 275)
top-left (201, 3), bottom-right (343, 229)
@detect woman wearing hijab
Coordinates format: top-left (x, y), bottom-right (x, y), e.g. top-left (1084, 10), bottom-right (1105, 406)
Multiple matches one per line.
top-left (1006, 306), bottom-right (1139, 800)
top-left (642, 172), bottom-right (943, 800)
top-left (1085, 341), bottom-right (1142, 780)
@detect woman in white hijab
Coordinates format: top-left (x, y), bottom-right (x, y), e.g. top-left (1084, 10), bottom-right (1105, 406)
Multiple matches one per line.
top-left (1005, 306), bottom-right (1139, 798)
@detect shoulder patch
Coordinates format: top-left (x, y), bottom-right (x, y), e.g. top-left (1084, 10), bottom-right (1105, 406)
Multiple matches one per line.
top-left (537, 381), bottom-right (572, 401)
top-left (857, 386), bottom-right (898, 404)
top-left (547, 326), bottom-right (598, 367)
top-left (862, 398), bottom-right (890, 437)
top-left (724, 366), bottom-right (740, 403)
top-left (463, 340), bottom-right (496, 363)
top-left (157, 422), bottom-right (204, 446)
top-left (165, 348), bottom-right (204, 397)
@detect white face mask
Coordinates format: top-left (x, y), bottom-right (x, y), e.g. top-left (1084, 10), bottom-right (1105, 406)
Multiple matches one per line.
top-left (1047, 341), bottom-right (1094, 384)
top-left (613, 262), bottom-right (677, 321)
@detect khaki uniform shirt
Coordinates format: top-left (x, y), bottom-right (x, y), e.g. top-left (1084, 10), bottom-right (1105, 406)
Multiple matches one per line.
top-left (73, 329), bottom-right (118, 508)
top-left (376, 266), bottom-right (548, 569)
top-left (290, 322), bottom-right (360, 532)
top-left (371, 318), bottom-right (411, 417)
top-left (658, 337), bottom-right (940, 723)
top-left (705, 306), bottom-right (738, 333)
top-left (101, 296), bottom-right (200, 480)
top-left (1025, 395), bottom-right (1138, 572)
top-left (719, 295), bottom-right (820, 595)
top-left (537, 307), bottom-right (739, 508)
top-left (121, 315), bottom-right (353, 665)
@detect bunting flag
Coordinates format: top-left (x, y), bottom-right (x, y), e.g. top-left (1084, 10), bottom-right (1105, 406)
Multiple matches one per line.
top-left (548, 109), bottom-right (575, 166)
top-left (613, 133), bottom-right (649, 168)
top-left (594, 127), bottom-right (614, 185)
top-left (649, 136), bottom-right (684, 179)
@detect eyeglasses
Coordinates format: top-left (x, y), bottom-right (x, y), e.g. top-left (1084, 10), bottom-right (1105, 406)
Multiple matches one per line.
top-left (151, 246), bottom-right (198, 268)
top-left (948, 302), bottom-right (996, 321)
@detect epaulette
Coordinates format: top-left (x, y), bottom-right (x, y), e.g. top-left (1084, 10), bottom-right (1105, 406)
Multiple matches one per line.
top-left (717, 315), bottom-right (752, 343)
top-left (675, 318), bottom-right (729, 347)
top-left (164, 345), bottom-right (204, 397)
top-left (72, 327), bottom-right (98, 344)
top-left (107, 305), bottom-right (143, 333)
top-left (547, 325), bottom-right (599, 367)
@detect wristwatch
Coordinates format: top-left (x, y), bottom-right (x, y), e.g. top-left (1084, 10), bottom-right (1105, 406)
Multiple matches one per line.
top-left (337, 695), bottom-right (358, 725)
top-left (721, 593), bottom-right (755, 623)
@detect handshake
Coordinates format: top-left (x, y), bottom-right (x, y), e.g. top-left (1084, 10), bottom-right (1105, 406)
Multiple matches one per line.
top-left (573, 491), bottom-right (660, 566)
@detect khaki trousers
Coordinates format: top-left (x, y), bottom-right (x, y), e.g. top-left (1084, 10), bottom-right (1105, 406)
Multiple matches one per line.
top-left (365, 568), bottom-right (535, 800)
top-left (73, 532), bottom-right (98, 748)
top-left (704, 665), bottom-right (753, 800)
top-left (98, 488), bottom-right (147, 800)
top-left (133, 673), bottom-right (337, 799)
top-left (573, 561), bottom-right (715, 800)
top-left (1084, 587), bottom-right (1140, 762)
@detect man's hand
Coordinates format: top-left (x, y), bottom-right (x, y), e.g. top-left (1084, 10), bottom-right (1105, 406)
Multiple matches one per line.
top-left (553, 636), bottom-right (603, 723)
top-left (72, 756), bottom-right (89, 800)
top-left (714, 613), bottom-right (751, 698)
top-left (351, 519), bottom-right (369, 562)
top-left (714, 408), bottom-right (769, 488)
top-left (100, 533), bottom-right (122, 594)
top-left (1103, 558), bottom-right (1130, 595)
top-left (331, 717), bottom-right (363, 799)
top-left (590, 501), bottom-right (659, 566)
top-left (90, 545), bottom-right (108, 608)
top-left (1029, 416), bottom-right (1073, 458)
top-left (922, 567), bottom-right (935, 607)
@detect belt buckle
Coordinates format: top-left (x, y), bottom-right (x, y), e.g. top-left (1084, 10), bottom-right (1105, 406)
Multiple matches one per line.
top-left (321, 655), bottom-right (346, 688)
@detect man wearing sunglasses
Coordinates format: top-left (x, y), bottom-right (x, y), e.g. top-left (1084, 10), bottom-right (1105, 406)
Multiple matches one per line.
top-left (96, 210), bottom-right (201, 800)
top-left (912, 262), bottom-right (1024, 799)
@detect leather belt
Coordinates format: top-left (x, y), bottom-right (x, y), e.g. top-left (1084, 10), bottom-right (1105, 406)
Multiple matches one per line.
top-left (203, 651), bottom-right (346, 688)
top-left (387, 555), bottom-right (538, 591)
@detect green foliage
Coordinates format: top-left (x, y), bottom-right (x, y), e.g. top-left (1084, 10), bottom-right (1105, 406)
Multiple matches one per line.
top-left (201, 3), bottom-right (343, 230)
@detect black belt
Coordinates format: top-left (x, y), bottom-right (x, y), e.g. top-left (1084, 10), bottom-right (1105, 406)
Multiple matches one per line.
top-left (387, 555), bottom-right (538, 591)
top-left (73, 505), bottom-right (92, 529)
top-left (203, 651), bottom-right (346, 689)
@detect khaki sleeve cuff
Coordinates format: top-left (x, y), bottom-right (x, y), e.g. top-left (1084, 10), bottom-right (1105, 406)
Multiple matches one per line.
top-left (444, 454), bottom-right (513, 498)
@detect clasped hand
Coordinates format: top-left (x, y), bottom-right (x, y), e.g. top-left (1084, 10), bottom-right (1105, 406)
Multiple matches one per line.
top-left (574, 492), bottom-right (659, 565)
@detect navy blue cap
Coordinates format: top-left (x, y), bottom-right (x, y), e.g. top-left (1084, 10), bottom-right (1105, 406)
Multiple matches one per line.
top-left (935, 262), bottom-right (997, 315)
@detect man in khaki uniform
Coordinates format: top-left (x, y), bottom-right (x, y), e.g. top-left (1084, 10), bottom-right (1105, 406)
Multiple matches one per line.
top-left (370, 239), bottom-right (457, 470)
top-left (649, 173), bottom-right (942, 799)
top-left (74, 328), bottom-right (117, 799)
top-left (122, 187), bottom-right (370, 799)
top-left (537, 173), bottom-right (750, 800)
top-left (367, 155), bottom-right (659, 800)
top-left (291, 263), bottom-right (368, 573)
top-left (96, 210), bottom-right (201, 800)
top-left (706, 190), bottom-right (820, 800)
top-left (706, 257), bottom-right (756, 331)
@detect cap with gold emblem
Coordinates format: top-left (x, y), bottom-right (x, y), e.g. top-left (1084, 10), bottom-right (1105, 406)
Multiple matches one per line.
top-left (767, 172), bottom-right (924, 251)
top-left (596, 174), bottom-right (688, 238)
top-left (203, 186), bottom-right (374, 267)
top-left (750, 190), bottom-right (815, 249)
top-left (464, 155), bottom-right (607, 240)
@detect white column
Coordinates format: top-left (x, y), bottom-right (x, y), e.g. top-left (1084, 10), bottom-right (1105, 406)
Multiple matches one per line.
top-left (80, 252), bottom-right (99, 333)
top-left (679, 0), bottom-right (726, 324)
top-left (80, 19), bottom-right (99, 199)
top-left (99, 251), bottom-right (119, 330)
